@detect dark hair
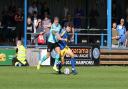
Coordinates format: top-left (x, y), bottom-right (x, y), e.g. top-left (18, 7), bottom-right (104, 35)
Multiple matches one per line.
top-left (33, 11), bottom-right (37, 15)
top-left (64, 22), bottom-right (74, 33)
top-left (64, 22), bottom-right (74, 28)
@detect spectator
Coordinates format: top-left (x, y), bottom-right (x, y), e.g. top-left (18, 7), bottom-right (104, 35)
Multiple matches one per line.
top-left (112, 22), bottom-right (119, 48)
top-left (42, 13), bottom-right (51, 41)
top-left (36, 19), bottom-right (44, 33)
top-left (27, 17), bottom-right (34, 32)
top-left (27, 17), bottom-right (34, 44)
top-left (36, 19), bottom-right (45, 45)
top-left (117, 18), bottom-right (126, 47)
top-left (14, 8), bottom-right (23, 40)
top-left (125, 15), bottom-right (128, 31)
top-left (61, 16), bottom-right (68, 27)
top-left (8, 6), bottom-right (15, 26)
top-left (125, 31), bottom-right (128, 47)
top-left (73, 8), bottom-right (84, 28)
top-left (64, 5), bottom-right (69, 17)
top-left (1, 7), bottom-right (9, 27)
top-left (41, 2), bottom-right (50, 16)
top-left (32, 11), bottom-right (38, 33)
top-left (28, 2), bottom-right (38, 16)
top-left (61, 14), bottom-right (72, 27)
top-left (36, 1), bottom-right (42, 15)
top-left (89, 7), bottom-right (99, 28)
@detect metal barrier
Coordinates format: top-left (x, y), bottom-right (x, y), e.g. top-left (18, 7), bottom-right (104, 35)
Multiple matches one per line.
top-left (0, 26), bottom-right (16, 30)
top-left (26, 32), bottom-right (107, 48)
top-left (74, 33), bottom-right (107, 48)
top-left (0, 26), bottom-right (16, 47)
top-left (26, 33), bottom-right (47, 48)
top-left (0, 27), bottom-right (108, 48)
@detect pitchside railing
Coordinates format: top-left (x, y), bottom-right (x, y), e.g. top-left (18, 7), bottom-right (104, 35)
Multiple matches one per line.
top-left (26, 29), bottom-right (108, 48)
top-left (0, 26), bottom-right (16, 46)
top-left (2, 27), bottom-right (128, 49)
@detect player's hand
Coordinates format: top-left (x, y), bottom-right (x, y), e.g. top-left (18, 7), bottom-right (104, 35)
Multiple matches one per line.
top-left (40, 32), bottom-right (44, 34)
top-left (64, 39), bottom-right (68, 42)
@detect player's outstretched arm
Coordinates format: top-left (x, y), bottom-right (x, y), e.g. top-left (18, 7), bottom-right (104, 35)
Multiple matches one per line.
top-left (52, 30), bottom-right (67, 41)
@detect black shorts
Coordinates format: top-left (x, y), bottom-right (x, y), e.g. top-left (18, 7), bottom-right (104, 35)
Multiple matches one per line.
top-left (47, 42), bottom-right (59, 52)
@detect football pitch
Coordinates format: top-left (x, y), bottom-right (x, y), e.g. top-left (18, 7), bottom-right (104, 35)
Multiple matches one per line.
top-left (0, 66), bottom-right (128, 89)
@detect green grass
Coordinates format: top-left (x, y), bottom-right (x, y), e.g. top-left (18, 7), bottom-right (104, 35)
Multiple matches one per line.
top-left (0, 66), bottom-right (128, 89)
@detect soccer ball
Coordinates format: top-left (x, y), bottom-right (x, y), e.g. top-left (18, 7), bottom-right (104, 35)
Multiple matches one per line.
top-left (15, 62), bottom-right (21, 67)
top-left (64, 68), bottom-right (70, 75)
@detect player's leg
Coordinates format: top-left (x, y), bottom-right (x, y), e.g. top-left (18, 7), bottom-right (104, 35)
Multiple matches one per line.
top-left (40, 52), bottom-right (50, 64)
top-left (57, 48), bottom-right (65, 74)
top-left (60, 48), bottom-right (66, 65)
top-left (37, 51), bottom-right (50, 70)
top-left (66, 48), bottom-right (77, 75)
top-left (58, 47), bottom-right (69, 74)
top-left (37, 43), bottom-right (52, 70)
top-left (57, 55), bottom-right (65, 74)
top-left (53, 46), bottom-right (61, 72)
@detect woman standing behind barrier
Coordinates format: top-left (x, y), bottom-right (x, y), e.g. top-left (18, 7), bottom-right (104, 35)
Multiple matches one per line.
top-left (36, 19), bottom-right (45, 45)
top-left (117, 18), bottom-right (126, 48)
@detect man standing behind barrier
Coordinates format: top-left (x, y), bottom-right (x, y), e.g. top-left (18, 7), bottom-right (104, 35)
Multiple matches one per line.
top-left (112, 22), bottom-right (119, 48)
top-left (12, 40), bottom-right (28, 66)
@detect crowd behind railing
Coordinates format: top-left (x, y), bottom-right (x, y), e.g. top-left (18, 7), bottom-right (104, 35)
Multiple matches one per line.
top-left (0, 3), bottom-right (24, 45)
top-left (1, 1), bottom-right (128, 49)
top-left (26, 1), bottom-right (85, 46)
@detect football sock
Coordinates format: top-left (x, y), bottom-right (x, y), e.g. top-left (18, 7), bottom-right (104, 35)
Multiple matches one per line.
top-left (71, 58), bottom-right (76, 70)
top-left (40, 55), bottom-right (47, 64)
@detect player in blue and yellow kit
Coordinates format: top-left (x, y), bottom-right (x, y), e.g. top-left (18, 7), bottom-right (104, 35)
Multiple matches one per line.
top-left (57, 22), bottom-right (77, 75)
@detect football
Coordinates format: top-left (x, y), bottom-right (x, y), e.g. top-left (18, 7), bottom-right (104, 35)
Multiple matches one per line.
top-left (15, 62), bottom-right (21, 67)
top-left (64, 67), bottom-right (70, 75)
